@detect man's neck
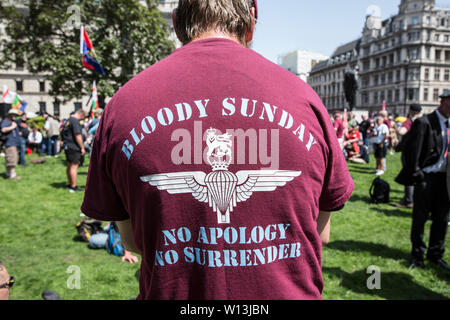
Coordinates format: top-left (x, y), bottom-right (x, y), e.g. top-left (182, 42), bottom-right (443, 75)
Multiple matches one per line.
top-left (190, 31), bottom-right (246, 47)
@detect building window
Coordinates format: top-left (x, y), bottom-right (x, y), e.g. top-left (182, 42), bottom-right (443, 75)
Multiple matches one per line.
top-left (39, 81), bottom-right (45, 92)
top-left (16, 80), bottom-right (23, 92)
top-left (74, 102), bottom-right (82, 111)
top-left (435, 34), bottom-right (440, 42)
top-left (444, 69), bottom-right (450, 81)
top-left (408, 68), bottom-right (419, 81)
top-left (434, 68), bottom-right (441, 81)
top-left (39, 102), bottom-right (46, 114)
top-left (433, 89), bottom-right (440, 101)
top-left (395, 89), bottom-right (400, 102)
top-left (396, 69), bottom-right (401, 81)
top-left (374, 75), bottom-right (379, 86)
top-left (446, 51), bottom-right (450, 61)
top-left (425, 47), bottom-right (431, 59)
top-left (408, 88), bottom-right (418, 101)
top-left (435, 50), bottom-right (441, 60)
top-left (408, 47), bottom-right (420, 60)
top-left (53, 102), bottom-right (60, 116)
top-left (387, 90), bottom-right (393, 103)
top-left (411, 17), bottom-right (419, 25)
top-left (445, 35), bottom-right (450, 43)
top-left (362, 92), bottom-right (369, 104)
top-left (424, 88), bottom-right (429, 101)
top-left (388, 72), bottom-right (393, 83)
top-left (425, 68), bottom-right (430, 80)
top-left (426, 16), bottom-right (431, 25)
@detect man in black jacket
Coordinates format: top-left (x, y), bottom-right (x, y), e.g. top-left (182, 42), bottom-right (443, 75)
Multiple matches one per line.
top-left (396, 89), bottom-right (450, 270)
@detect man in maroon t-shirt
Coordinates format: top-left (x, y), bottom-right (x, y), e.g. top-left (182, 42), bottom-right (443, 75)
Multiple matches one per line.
top-left (82, 0), bottom-right (354, 300)
top-left (333, 111), bottom-right (344, 149)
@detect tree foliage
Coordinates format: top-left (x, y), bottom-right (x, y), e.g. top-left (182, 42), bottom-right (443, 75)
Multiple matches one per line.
top-left (0, 0), bottom-right (175, 105)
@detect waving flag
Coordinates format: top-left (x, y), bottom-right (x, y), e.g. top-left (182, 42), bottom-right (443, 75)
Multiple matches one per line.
top-left (3, 85), bottom-right (27, 114)
top-left (2, 85), bottom-right (15, 104)
top-left (80, 26), bottom-right (105, 76)
top-left (11, 94), bottom-right (28, 114)
top-left (90, 81), bottom-right (99, 119)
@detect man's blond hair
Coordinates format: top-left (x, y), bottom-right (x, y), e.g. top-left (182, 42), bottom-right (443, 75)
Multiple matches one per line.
top-left (175, 0), bottom-right (255, 45)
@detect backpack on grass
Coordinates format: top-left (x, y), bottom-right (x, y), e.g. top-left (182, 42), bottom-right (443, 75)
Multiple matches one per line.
top-left (106, 222), bottom-right (125, 257)
top-left (369, 177), bottom-right (390, 204)
top-left (76, 218), bottom-right (103, 242)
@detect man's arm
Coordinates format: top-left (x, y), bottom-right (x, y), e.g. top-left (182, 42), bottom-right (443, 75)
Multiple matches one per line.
top-left (116, 219), bottom-right (141, 255)
top-left (1, 121), bottom-right (17, 133)
top-left (74, 134), bottom-right (85, 155)
top-left (317, 211), bottom-right (331, 245)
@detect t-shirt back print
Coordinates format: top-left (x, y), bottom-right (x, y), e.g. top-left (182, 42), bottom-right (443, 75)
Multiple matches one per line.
top-left (81, 38), bottom-right (354, 300)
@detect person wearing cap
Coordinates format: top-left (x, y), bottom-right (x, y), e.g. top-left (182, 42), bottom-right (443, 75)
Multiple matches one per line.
top-left (1, 109), bottom-right (21, 180)
top-left (395, 104), bottom-right (422, 209)
top-left (81, 0), bottom-right (354, 300)
top-left (396, 90), bottom-right (450, 270)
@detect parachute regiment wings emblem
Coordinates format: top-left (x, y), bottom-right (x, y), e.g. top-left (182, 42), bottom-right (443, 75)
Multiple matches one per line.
top-left (140, 128), bottom-right (301, 224)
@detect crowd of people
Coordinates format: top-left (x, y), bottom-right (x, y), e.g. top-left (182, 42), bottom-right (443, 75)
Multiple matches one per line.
top-left (0, 108), bottom-right (103, 188)
top-left (331, 92), bottom-right (450, 272)
top-left (331, 107), bottom-right (419, 177)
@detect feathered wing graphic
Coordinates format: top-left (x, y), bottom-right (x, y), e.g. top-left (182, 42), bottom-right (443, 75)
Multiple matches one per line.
top-left (140, 171), bottom-right (208, 203)
top-left (140, 170), bottom-right (301, 224)
top-left (235, 170), bottom-right (302, 202)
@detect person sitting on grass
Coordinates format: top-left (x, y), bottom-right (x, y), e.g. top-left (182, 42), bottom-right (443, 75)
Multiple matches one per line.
top-left (88, 222), bottom-right (138, 264)
top-left (28, 127), bottom-right (43, 155)
top-left (0, 261), bottom-right (14, 300)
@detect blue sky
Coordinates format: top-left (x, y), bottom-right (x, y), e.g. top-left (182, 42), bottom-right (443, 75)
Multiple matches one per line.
top-left (252, 0), bottom-right (450, 63)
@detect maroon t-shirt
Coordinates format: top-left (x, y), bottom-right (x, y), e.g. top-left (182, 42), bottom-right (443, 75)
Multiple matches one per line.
top-left (81, 38), bottom-right (354, 300)
top-left (402, 118), bottom-right (413, 131)
top-left (333, 119), bottom-right (344, 139)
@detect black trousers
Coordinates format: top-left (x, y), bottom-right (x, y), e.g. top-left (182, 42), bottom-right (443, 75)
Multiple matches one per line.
top-left (411, 172), bottom-right (450, 261)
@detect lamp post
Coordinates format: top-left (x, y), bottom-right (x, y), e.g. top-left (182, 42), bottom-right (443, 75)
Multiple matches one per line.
top-left (404, 56), bottom-right (410, 116)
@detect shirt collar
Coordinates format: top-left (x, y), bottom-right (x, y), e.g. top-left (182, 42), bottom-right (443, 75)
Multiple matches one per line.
top-left (435, 109), bottom-right (449, 125)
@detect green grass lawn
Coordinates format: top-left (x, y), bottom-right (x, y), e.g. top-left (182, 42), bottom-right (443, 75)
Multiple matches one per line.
top-left (0, 151), bottom-right (448, 300)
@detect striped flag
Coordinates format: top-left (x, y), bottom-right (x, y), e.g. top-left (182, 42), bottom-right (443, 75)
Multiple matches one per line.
top-left (90, 81), bottom-right (99, 119)
top-left (80, 26), bottom-right (105, 76)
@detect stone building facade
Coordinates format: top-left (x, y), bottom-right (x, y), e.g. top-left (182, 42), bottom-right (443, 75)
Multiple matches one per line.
top-left (308, 0), bottom-right (450, 115)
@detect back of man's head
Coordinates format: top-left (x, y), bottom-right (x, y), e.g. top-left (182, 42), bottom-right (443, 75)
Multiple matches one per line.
top-left (174, 0), bottom-right (256, 45)
top-left (74, 109), bottom-right (86, 119)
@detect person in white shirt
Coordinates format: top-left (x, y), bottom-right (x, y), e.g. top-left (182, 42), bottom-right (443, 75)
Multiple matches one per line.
top-left (371, 113), bottom-right (389, 176)
top-left (28, 127), bottom-right (43, 155)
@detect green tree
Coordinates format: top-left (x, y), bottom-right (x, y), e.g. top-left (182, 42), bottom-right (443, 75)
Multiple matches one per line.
top-left (0, 0), bottom-right (175, 106)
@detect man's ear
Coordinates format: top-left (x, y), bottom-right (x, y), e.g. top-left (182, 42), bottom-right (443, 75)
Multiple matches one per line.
top-left (245, 7), bottom-right (256, 45)
top-left (172, 9), bottom-right (183, 43)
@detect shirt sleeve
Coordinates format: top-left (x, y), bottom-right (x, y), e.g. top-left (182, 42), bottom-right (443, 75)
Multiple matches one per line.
top-left (71, 119), bottom-right (82, 135)
top-left (81, 98), bottom-right (130, 222)
top-left (310, 103), bottom-right (354, 212)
